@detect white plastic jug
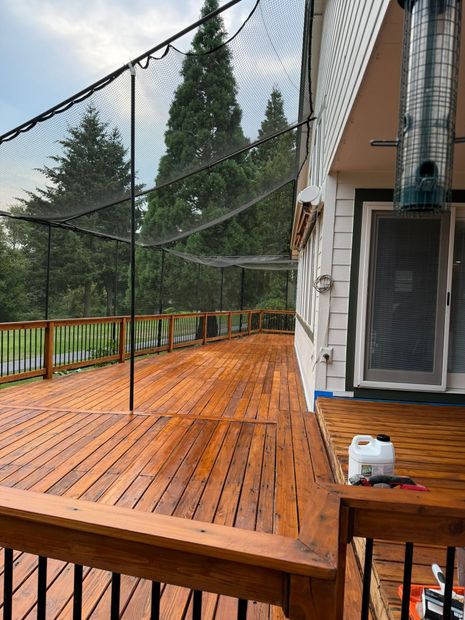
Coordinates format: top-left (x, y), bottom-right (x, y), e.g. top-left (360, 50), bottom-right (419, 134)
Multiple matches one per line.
top-left (348, 434), bottom-right (395, 482)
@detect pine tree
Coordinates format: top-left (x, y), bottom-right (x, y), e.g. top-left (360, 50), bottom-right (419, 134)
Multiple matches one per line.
top-left (138, 0), bottom-right (251, 313)
top-left (14, 105), bottom-right (135, 318)
top-left (234, 87), bottom-right (296, 309)
top-left (0, 222), bottom-right (28, 321)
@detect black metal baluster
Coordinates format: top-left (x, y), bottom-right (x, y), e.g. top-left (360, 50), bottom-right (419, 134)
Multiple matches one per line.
top-left (192, 590), bottom-right (202, 620)
top-left (6, 330), bottom-right (10, 376)
top-left (3, 547), bottom-right (13, 620)
top-left (237, 598), bottom-right (248, 620)
top-left (12, 330), bottom-right (16, 375)
top-left (443, 546), bottom-right (456, 620)
top-left (110, 572), bottom-right (120, 620)
top-left (39, 328), bottom-right (43, 370)
top-left (28, 329), bottom-right (32, 371)
top-left (1, 331), bottom-right (4, 377)
top-left (18, 329), bottom-right (22, 373)
top-left (400, 543), bottom-right (414, 620)
top-left (150, 581), bottom-right (160, 620)
top-left (58, 326), bottom-right (62, 367)
top-left (37, 556), bottom-right (47, 620)
top-left (361, 538), bottom-right (373, 620)
top-left (70, 324), bottom-right (74, 365)
top-left (73, 564), bottom-right (83, 620)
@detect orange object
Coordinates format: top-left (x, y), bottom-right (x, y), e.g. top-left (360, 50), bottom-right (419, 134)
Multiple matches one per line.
top-left (397, 585), bottom-right (465, 620)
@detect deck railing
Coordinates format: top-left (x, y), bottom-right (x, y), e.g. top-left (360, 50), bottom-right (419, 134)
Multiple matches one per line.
top-left (0, 383), bottom-right (461, 619)
top-left (0, 310), bottom-right (294, 384)
top-left (0, 485), bottom-right (330, 620)
top-left (302, 415), bottom-right (465, 619)
top-left (0, 459), bottom-right (463, 618)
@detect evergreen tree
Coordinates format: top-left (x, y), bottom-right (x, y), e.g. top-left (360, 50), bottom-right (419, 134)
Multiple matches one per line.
top-left (138, 0), bottom-right (251, 313)
top-left (0, 222), bottom-right (28, 321)
top-left (234, 87), bottom-right (296, 309)
top-left (13, 105), bottom-right (135, 318)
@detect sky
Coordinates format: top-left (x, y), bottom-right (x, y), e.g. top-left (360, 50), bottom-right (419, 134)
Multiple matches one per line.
top-left (0, 0), bottom-right (256, 134)
top-left (0, 0), bottom-right (304, 209)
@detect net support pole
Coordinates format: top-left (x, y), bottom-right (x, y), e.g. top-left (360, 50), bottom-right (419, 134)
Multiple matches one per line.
top-left (240, 267), bottom-right (245, 331)
top-left (240, 268), bottom-right (245, 310)
top-left (285, 270), bottom-right (289, 311)
top-left (158, 249), bottom-right (165, 315)
top-left (196, 264), bottom-right (201, 311)
top-left (129, 63), bottom-right (136, 413)
top-left (44, 224), bottom-right (52, 320)
top-left (113, 240), bottom-right (119, 316)
top-left (220, 268), bottom-right (224, 312)
top-left (157, 248), bottom-right (165, 349)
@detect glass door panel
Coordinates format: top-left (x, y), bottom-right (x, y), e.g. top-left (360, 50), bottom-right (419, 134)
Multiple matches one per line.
top-left (365, 211), bottom-right (449, 386)
top-left (447, 217), bottom-right (465, 388)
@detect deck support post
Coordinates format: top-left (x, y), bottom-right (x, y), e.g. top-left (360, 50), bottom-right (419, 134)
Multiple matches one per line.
top-left (259, 311), bottom-right (263, 332)
top-left (247, 311), bottom-right (252, 336)
top-left (228, 313), bottom-right (232, 339)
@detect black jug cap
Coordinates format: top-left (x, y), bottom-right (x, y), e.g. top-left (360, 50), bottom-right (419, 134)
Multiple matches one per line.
top-left (377, 434), bottom-right (391, 442)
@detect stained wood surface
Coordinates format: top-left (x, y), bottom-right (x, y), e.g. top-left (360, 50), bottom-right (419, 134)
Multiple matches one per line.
top-left (0, 335), bottom-right (316, 619)
top-left (316, 397), bottom-right (465, 620)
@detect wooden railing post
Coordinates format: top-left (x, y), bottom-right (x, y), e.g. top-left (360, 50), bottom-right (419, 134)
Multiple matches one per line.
top-left (259, 311), bottom-right (263, 333)
top-left (228, 312), bottom-right (232, 339)
top-left (168, 315), bottom-right (175, 352)
top-left (44, 321), bottom-right (54, 380)
top-left (202, 313), bottom-right (208, 345)
top-left (119, 318), bottom-right (126, 363)
top-left (247, 311), bottom-right (252, 336)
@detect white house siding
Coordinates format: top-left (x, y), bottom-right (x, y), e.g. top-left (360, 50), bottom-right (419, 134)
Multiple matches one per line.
top-left (294, 1), bottom-right (390, 409)
top-left (326, 182), bottom-right (355, 392)
top-left (315, 0), bottom-right (390, 176)
top-left (295, 176), bottom-right (355, 408)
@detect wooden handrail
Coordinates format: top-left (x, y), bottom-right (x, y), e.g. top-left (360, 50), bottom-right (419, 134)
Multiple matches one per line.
top-left (0, 485), bottom-right (333, 617)
top-left (0, 310), bottom-right (295, 386)
top-left (296, 481), bottom-right (465, 618)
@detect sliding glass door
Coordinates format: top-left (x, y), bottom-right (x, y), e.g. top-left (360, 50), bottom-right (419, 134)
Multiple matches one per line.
top-left (448, 215), bottom-right (465, 389)
top-left (363, 210), bottom-right (449, 386)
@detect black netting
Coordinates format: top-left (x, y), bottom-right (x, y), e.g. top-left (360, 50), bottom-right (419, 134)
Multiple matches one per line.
top-left (0, 0), bottom-right (310, 324)
top-left (1, 0), bottom-right (309, 235)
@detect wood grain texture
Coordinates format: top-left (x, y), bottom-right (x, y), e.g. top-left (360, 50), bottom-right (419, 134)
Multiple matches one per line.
top-left (317, 396), bottom-right (465, 620)
top-left (0, 334), bottom-right (319, 619)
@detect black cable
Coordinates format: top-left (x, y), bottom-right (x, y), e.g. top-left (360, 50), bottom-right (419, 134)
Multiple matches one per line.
top-left (168, 0), bottom-right (260, 59)
top-left (58, 119), bottom-right (311, 223)
top-left (0, 0), bottom-right (245, 144)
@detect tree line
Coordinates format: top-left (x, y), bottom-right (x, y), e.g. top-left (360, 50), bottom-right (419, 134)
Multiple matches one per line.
top-left (1, 0), bottom-right (296, 322)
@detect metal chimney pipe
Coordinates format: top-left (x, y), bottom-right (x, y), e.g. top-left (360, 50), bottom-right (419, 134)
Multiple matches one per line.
top-left (395, 0), bottom-right (462, 212)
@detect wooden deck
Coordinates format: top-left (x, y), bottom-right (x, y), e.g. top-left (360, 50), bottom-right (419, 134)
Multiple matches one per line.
top-left (0, 334), bottom-right (320, 619)
top-left (316, 396), bottom-right (465, 620)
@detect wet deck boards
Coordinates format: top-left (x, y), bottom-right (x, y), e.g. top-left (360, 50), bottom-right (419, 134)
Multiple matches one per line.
top-left (316, 396), bottom-right (465, 620)
top-left (0, 335), bottom-right (320, 619)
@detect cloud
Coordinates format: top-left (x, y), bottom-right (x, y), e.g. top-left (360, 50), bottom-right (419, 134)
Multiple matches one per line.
top-left (4, 0), bottom-right (201, 76)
